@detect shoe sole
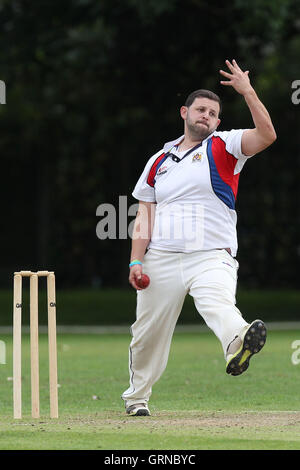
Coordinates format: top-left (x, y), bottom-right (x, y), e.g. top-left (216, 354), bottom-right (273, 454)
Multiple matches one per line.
top-left (126, 406), bottom-right (150, 416)
top-left (226, 320), bottom-right (267, 376)
top-left (132, 409), bottom-right (150, 416)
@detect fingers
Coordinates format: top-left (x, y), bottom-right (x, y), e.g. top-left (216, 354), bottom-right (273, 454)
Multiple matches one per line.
top-left (232, 59), bottom-right (242, 71)
top-left (219, 60), bottom-right (240, 85)
top-left (219, 68), bottom-right (233, 86)
top-left (220, 80), bottom-right (233, 86)
top-left (129, 266), bottom-right (143, 290)
top-left (225, 59), bottom-right (235, 72)
top-left (129, 277), bottom-right (142, 290)
top-left (129, 275), bottom-right (142, 290)
top-left (226, 59), bottom-right (242, 72)
top-left (219, 60), bottom-right (250, 89)
top-left (219, 69), bottom-right (232, 79)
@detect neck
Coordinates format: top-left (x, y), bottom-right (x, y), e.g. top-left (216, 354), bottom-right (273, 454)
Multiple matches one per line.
top-left (178, 136), bottom-right (202, 151)
top-left (179, 127), bottom-right (215, 151)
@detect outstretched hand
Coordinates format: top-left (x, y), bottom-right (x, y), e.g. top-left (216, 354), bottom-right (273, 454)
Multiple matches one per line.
top-left (220, 60), bottom-right (253, 96)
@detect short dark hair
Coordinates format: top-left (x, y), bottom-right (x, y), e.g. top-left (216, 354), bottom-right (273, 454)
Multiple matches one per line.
top-left (185, 89), bottom-right (222, 115)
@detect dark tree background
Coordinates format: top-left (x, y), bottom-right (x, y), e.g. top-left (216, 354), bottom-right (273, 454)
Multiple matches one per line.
top-left (0, 0), bottom-right (299, 288)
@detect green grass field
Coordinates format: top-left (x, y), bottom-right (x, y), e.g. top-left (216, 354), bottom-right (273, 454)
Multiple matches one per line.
top-left (1, 328), bottom-right (300, 450)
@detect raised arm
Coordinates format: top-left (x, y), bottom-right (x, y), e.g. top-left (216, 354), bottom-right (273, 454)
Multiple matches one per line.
top-left (220, 59), bottom-right (276, 156)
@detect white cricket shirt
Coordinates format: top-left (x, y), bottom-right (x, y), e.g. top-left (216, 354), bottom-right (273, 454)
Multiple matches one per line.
top-left (132, 129), bottom-right (254, 257)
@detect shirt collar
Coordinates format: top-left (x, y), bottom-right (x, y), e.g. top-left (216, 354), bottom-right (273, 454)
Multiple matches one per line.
top-left (163, 131), bottom-right (215, 153)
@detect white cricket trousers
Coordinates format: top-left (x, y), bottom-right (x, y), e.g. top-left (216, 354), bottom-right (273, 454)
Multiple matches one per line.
top-left (122, 248), bottom-right (248, 405)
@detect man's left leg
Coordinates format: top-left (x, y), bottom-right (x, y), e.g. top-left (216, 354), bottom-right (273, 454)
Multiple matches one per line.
top-left (188, 249), bottom-right (266, 375)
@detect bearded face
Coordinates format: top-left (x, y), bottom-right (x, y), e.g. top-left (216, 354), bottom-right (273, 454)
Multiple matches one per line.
top-left (182, 97), bottom-right (221, 141)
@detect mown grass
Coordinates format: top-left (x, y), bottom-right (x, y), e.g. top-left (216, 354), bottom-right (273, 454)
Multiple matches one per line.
top-left (1, 329), bottom-right (300, 450)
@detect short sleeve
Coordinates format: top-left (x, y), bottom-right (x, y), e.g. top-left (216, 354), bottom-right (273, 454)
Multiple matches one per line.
top-left (215, 129), bottom-right (254, 175)
top-left (131, 152), bottom-right (162, 202)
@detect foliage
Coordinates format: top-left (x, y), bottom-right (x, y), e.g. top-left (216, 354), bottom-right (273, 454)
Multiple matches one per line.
top-left (0, 0), bottom-right (299, 288)
top-left (0, 287), bottom-right (299, 326)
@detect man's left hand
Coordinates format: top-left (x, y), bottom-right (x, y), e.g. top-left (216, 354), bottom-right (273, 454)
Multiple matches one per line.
top-left (219, 60), bottom-right (252, 96)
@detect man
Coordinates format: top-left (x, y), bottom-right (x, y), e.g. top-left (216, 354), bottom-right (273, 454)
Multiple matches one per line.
top-left (122, 60), bottom-right (276, 416)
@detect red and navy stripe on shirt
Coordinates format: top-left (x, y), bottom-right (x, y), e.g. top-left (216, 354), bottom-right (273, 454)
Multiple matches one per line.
top-left (146, 152), bottom-right (168, 188)
top-left (146, 136), bottom-right (240, 210)
top-left (206, 136), bottom-right (240, 210)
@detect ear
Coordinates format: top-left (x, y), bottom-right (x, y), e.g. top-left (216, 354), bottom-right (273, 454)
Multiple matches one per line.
top-left (180, 106), bottom-right (188, 120)
top-left (216, 118), bottom-right (221, 128)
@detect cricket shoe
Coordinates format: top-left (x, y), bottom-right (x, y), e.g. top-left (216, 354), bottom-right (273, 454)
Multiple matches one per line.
top-left (226, 320), bottom-right (267, 376)
top-left (125, 402), bottom-right (151, 416)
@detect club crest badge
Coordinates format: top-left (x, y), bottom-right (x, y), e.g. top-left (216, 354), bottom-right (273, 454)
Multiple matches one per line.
top-left (192, 153), bottom-right (202, 162)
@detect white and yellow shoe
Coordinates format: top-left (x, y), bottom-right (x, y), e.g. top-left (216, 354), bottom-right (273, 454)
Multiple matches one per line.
top-left (125, 402), bottom-right (151, 416)
top-left (226, 320), bottom-right (267, 376)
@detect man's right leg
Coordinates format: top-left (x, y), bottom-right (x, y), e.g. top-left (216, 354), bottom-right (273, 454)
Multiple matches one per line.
top-left (122, 250), bottom-right (187, 413)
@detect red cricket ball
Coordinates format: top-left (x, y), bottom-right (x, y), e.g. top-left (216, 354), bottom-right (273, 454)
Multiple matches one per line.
top-left (136, 274), bottom-right (150, 289)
